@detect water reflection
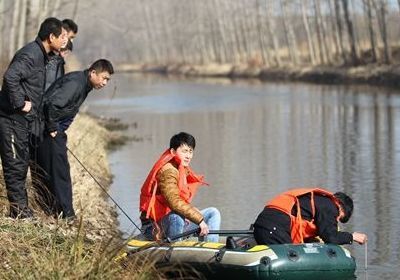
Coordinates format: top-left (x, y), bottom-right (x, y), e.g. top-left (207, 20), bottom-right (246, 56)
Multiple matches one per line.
top-left (86, 73), bottom-right (400, 279)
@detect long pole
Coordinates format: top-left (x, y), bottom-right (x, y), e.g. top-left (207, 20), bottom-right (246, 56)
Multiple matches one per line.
top-left (67, 146), bottom-right (142, 233)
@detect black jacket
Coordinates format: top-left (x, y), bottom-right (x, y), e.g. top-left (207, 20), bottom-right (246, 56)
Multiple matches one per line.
top-left (255, 193), bottom-right (353, 245)
top-left (45, 53), bottom-right (65, 91)
top-left (0, 37), bottom-right (49, 122)
top-left (43, 70), bottom-right (93, 132)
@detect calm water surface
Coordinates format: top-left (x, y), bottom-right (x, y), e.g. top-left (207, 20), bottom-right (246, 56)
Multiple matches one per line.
top-left (86, 73), bottom-right (400, 279)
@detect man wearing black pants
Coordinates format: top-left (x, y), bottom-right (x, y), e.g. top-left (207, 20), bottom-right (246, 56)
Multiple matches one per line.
top-left (0, 18), bottom-right (66, 219)
top-left (40, 59), bottom-right (114, 219)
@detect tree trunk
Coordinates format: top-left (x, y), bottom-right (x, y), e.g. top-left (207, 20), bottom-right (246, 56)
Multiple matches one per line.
top-left (206, 0), bottom-right (223, 63)
top-left (301, 0), bottom-right (316, 65)
top-left (72, 0), bottom-right (79, 21)
top-left (212, 0), bottom-right (229, 63)
top-left (328, 0), bottom-right (342, 62)
top-left (318, 0), bottom-right (332, 63)
top-left (140, 0), bottom-right (158, 63)
top-left (341, 0), bottom-right (359, 65)
top-left (314, 0), bottom-right (327, 64)
top-left (9, 0), bottom-right (20, 60)
top-left (350, 0), bottom-right (361, 58)
top-left (365, 0), bottom-right (378, 62)
top-left (256, 0), bottom-right (270, 65)
top-left (281, 0), bottom-right (299, 65)
top-left (232, 1), bottom-right (246, 63)
top-left (237, 0), bottom-right (251, 63)
top-left (50, 0), bottom-right (61, 16)
top-left (221, 0), bottom-right (239, 63)
top-left (0, 0), bottom-right (4, 62)
top-left (17, 0), bottom-right (28, 50)
top-left (265, 0), bottom-right (281, 66)
top-left (334, 0), bottom-right (347, 63)
top-left (376, 0), bottom-right (391, 64)
top-left (195, 1), bottom-right (210, 64)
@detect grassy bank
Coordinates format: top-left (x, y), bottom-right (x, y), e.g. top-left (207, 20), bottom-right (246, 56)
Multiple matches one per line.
top-left (116, 63), bottom-right (400, 88)
top-left (0, 114), bottom-right (163, 279)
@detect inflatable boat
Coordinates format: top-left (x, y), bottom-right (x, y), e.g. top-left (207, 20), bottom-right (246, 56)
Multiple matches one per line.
top-left (119, 231), bottom-right (356, 280)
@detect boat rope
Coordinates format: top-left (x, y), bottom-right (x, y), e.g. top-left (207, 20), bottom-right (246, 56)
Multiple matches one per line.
top-left (67, 146), bottom-right (142, 233)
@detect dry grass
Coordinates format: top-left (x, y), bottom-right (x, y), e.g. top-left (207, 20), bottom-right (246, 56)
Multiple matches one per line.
top-left (0, 113), bottom-right (171, 279)
top-left (0, 216), bottom-right (170, 279)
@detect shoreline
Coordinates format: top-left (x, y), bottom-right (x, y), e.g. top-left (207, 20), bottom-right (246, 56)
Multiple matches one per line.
top-left (67, 113), bottom-right (122, 240)
top-left (116, 63), bottom-right (400, 89)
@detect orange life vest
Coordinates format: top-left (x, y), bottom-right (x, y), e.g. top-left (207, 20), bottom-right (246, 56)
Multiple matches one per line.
top-left (266, 188), bottom-right (341, 244)
top-left (139, 149), bottom-right (206, 222)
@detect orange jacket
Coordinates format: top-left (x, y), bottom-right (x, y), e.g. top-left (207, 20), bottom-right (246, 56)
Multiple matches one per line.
top-left (266, 188), bottom-right (341, 244)
top-left (139, 149), bottom-right (206, 222)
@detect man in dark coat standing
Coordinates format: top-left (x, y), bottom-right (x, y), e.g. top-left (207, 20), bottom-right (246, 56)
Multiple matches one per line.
top-left (0, 17), bottom-right (67, 219)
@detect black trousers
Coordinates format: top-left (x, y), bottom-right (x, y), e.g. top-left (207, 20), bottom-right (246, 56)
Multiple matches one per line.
top-left (253, 207), bottom-right (292, 245)
top-left (36, 131), bottom-right (75, 218)
top-left (0, 116), bottom-right (31, 214)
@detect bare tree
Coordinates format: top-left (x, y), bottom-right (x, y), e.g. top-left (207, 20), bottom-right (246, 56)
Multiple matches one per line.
top-left (0, 0), bottom-right (4, 61)
top-left (256, 0), bottom-right (270, 65)
top-left (364, 0), bottom-right (379, 62)
top-left (334, 0), bottom-right (347, 63)
top-left (375, 0), bottom-right (391, 64)
top-left (341, 0), bottom-right (360, 65)
top-left (9, 0), bottom-right (20, 60)
top-left (17, 0), bottom-right (28, 50)
top-left (280, 0), bottom-right (299, 65)
top-left (314, 0), bottom-right (328, 64)
top-left (327, 0), bottom-right (342, 62)
top-left (71, 0), bottom-right (79, 21)
top-left (301, 0), bottom-right (316, 65)
top-left (265, 0), bottom-right (281, 66)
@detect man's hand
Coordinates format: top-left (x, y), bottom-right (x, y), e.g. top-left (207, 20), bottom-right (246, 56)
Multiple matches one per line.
top-left (198, 220), bottom-right (209, 237)
top-left (21, 101), bottom-right (32, 113)
top-left (352, 232), bottom-right (367, 244)
top-left (50, 131), bottom-right (58, 138)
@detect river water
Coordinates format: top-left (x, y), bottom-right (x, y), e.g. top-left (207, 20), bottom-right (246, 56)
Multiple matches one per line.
top-left (86, 73), bottom-right (400, 279)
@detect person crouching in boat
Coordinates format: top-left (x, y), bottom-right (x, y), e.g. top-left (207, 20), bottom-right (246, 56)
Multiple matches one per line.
top-left (139, 132), bottom-right (221, 242)
top-left (253, 188), bottom-right (367, 245)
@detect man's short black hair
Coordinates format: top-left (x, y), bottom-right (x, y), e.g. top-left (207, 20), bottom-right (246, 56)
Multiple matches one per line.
top-left (61, 40), bottom-right (73, 52)
top-left (334, 192), bottom-right (354, 223)
top-left (89, 59), bottom-right (114, 74)
top-left (62, 19), bottom-right (78, 33)
top-left (170, 132), bottom-right (196, 150)
top-left (38, 17), bottom-right (63, 40)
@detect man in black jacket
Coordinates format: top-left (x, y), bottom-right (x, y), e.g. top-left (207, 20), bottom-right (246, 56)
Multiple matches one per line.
top-left (0, 17), bottom-right (67, 219)
top-left (33, 40), bottom-right (73, 215)
top-left (62, 19), bottom-right (78, 41)
top-left (253, 188), bottom-right (367, 245)
top-left (45, 40), bottom-right (73, 92)
top-left (44, 19), bottom-right (78, 91)
top-left (38, 59), bottom-right (114, 219)
top-left (34, 19), bottom-right (77, 215)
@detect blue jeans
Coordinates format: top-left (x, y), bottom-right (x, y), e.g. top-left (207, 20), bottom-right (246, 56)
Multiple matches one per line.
top-left (139, 207), bottom-right (221, 242)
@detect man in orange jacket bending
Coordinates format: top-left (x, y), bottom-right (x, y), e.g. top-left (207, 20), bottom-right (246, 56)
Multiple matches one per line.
top-left (253, 188), bottom-right (367, 245)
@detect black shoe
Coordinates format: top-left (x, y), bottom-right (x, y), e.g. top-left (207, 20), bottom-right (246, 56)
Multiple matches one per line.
top-left (9, 207), bottom-right (34, 219)
top-left (64, 215), bottom-right (79, 226)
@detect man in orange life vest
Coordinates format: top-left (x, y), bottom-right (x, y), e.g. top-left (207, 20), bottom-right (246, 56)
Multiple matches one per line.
top-left (253, 188), bottom-right (367, 245)
top-left (139, 132), bottom-right (221, 242)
